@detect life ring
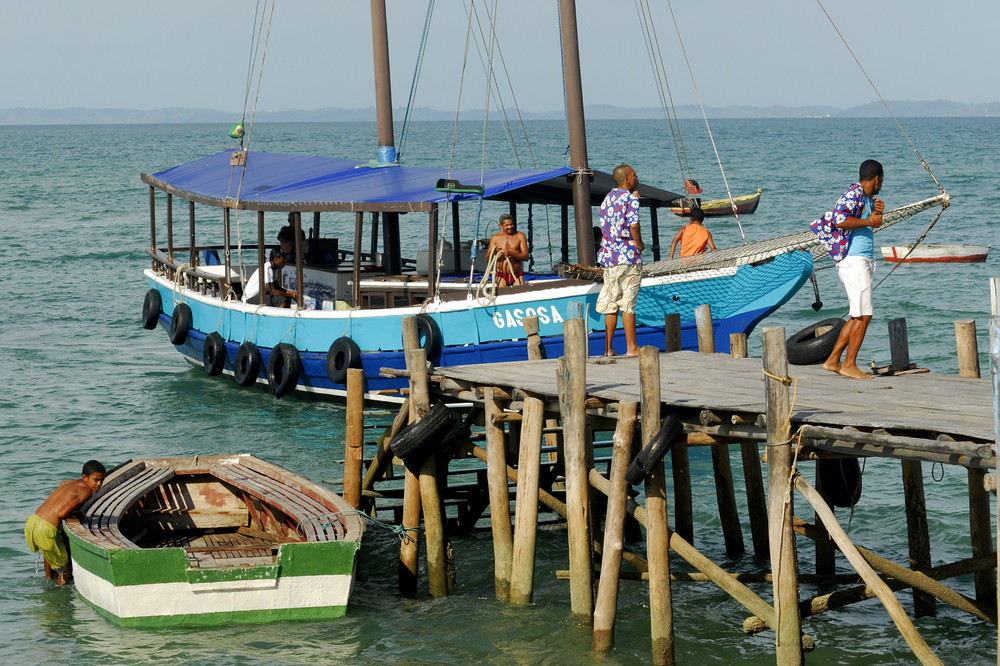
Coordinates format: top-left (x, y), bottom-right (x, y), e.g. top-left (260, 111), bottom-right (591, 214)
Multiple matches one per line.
top-left (233, 342), bottom-right (261, 387)
top-left (785, 318), bottom-right (845, 365)
top-left (389, 403), bottom-right (454, 462)
top-left (202, 332), bottom-right (226, 376)
top-left (817, 458), bottom-right (863, 508)
top-left (405, 314), bottom-right (442, 358)
top-left (141, 289), bottom-right (161, 330)
top-left (168, 302), bottom-right (193, 345)
top-left (267, 343), bottom-right (301, 399)
top-left (625, 416), bottom-right (684, 485)
top-left (326, 337), bottom-right (362, 385)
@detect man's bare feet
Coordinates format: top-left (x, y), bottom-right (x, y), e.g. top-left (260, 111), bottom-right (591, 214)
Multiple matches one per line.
top-left (838, 364), bottom-right (873, 379)
top-left (604, 351), bottom-right (617, 358)
top-left (625, 351), bottom-right (640, 358)
top-left (55, 567), bottom-right (70, 585)
top-left (822, 360), bottom-right (842, 373)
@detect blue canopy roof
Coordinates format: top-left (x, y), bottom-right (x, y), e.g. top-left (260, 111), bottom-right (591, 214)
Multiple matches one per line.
top-left (141, 150), bottom-right (683, 213)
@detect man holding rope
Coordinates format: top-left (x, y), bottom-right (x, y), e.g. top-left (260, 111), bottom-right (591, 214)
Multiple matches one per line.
top-left (487, 213), bottom-right (529, 287)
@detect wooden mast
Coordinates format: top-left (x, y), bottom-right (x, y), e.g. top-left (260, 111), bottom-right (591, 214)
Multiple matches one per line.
top-left (558, 0), bottom-right (595, 267)
top-left (370, 0), bottom-right (402, 274)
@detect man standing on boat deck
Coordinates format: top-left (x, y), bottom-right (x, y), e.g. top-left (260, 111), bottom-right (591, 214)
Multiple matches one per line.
top-left (25, 460), bottom-right (106, 584)
top-left (822, 159), bottom-right (885, 379)
top-left (487, 213), bottom-right (529, 287)
top-left (597, 165), bottom-right (645, 357)
top-left (243, 249), bottom-right (297, 308)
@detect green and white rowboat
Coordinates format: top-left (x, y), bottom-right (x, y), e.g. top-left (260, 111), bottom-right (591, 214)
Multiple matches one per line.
top-left (63, 454), bottom-right (364, 627)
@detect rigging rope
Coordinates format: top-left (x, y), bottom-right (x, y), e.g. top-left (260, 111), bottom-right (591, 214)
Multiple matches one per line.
top-left (397, 0), bottom-right (436, 161)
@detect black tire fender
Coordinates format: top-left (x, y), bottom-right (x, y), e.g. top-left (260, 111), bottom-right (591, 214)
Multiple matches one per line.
top-left (233, 342), bottom-right (261, 387)
top-left (409, 314), bottom-right (442, 359)
top-left (326, 337), bottom-right (362, 385)
top-left (390, 403), bottom-right (454, 461)
top-left (817, 458), bottom-right (863, 508)
top-left (625, 416), bottom-right (684, 486)
top-left (267, 343), bottom-right (301, 399)
top-left (202, 332), bottom-right (226, 376)
top-left (168, 302), bottom-right (193, 345)
top-left (141, 289), bottom-right (161, 330)
top-left (786, 318), bottom-right (845, 366)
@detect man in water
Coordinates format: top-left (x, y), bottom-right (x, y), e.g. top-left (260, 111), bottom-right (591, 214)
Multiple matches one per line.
top-left (487, 213), bottom-right (529, 287)
top-left (596, 164), bottom-right (645, 357)
top-left (25, 460), bottom-right (106, 584)
top-left (822, 159), bottom-right (885, 379)
top-left (668, 207), bottom-right (717, 258)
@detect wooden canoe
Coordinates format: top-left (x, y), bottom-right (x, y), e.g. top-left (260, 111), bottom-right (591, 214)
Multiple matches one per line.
top-left (63, 454), bottom-right (364, 626)
top-left (669, 187), bottom-right (763, 217)
top-left (879, 245), bottom-right (990, 263)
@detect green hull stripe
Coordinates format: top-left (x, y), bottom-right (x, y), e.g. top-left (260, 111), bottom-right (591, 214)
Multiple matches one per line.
top-left (83, 596), bottom-right (348, 627)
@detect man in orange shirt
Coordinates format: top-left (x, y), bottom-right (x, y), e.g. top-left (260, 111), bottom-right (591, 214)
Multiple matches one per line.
top-left (669, 207), bottom-right (717, 258)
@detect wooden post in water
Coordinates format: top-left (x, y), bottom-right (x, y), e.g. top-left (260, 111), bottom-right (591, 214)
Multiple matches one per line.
top-left (484, 386), bottom-right (513, 602)
top-left (989, 307), bottom-right (1000, 660)
top-left (510, 395), bottom-right (545, 606)
top-left (888, 318), bottom-right (911, 370)
top-left (593, 400), bottom-right (638, 651)
top-left (398, 317), bottom-right (423, 596)
top-left (523, 315), bottom-right (561, 462)
top-left (762, 327), bottom-right (803, 665)
top-left (343, 368), bottom-right (364, 509)
top-left (712, 442), bottom-right (745, 558)
top-left (695, 304), bottom-right (715, 353)
top-left (901, 459), bottom-right (936, 617)
top-left (640, 345), bottom-right (675, 664)
top-left (560, 317), bottom-right (593, 619)
top-left (967, 463), bottom-right (996, 607)
top-left (730, 335), bottom-right (769, 558)
top-left (664, 313), bottom-right (681, 352)
top-left (955, 319), bottom-right (981, 378)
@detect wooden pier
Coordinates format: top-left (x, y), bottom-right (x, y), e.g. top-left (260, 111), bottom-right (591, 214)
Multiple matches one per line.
top-left (344, 308), bottom-right (1000, 665)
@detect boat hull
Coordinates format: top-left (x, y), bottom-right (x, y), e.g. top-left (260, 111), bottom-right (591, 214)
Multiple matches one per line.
top-left (880, 245), bottom-right (989, 263)
top-left (669, 188), bottom-right (762, 217)
top-left (145, 251), bottom-right (813, 399)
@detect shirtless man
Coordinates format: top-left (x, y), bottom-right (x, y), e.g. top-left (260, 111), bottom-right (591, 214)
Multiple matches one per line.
top-left (487, 213), bottom-right (529, 287)
top-left (25, 460), bottom-right (106, 584)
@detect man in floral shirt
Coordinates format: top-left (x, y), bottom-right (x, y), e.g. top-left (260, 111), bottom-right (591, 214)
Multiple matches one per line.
top-left (596, 164), bottom-right (645, 357)
top-left (821, 159), bottom-right (885, 379)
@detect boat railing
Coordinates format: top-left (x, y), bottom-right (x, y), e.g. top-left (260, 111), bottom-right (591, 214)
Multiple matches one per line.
top-left (147, 248), bottom-right (244, 301)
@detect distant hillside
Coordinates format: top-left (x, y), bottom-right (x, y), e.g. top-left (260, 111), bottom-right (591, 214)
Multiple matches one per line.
top-left (1, 100), bottom-right (998, 125)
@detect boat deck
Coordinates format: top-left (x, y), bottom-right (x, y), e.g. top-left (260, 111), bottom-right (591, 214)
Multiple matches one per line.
top-left (152, 530), bottom-right (282, 568)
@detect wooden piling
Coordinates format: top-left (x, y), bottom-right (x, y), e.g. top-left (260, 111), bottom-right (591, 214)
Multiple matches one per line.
top-left (967, 464), bottom-right (996, 606)
top-left (510, 395), bottom-right (545, 606)
top-left (712, 443), bottom-right (745, 558)
top-left (730, 333), bottom-right (768, 558)
top-left (887, 318), bottom-right (911, 370)
top-left (695, 304), bottom-right (715, 354)
top-left (729, 332), bottom-right (748, 359)
top-left (901, 459), bottom-right (936, 617)
top-left (484, 386), bottom-right (513, 601)
top-left (398, 320), bottom-right (423, 596)
top-left (955, 319), bottom-right (980, 378)
top-left (593, 400), bottom-right (638, 651)
top-left (762, 326), bottom-right (803, 665)
top-left (343, 368), bottom-right (364, 509)
top-left (664, 313), bottom-right (681, 352)
top-left (990, 310), bottom-right (1000, 661)
top-left (641, 345), bottom-right (674, 665)
top-left (560, 317), bottom-right (593, 620)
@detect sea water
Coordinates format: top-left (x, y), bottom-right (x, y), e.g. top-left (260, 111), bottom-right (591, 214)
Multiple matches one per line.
top-left (1, 117), bottom-right (998, 664)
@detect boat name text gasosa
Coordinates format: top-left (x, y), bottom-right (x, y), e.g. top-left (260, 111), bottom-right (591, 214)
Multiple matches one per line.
top-left (491, 305), bottom-right (566, 329)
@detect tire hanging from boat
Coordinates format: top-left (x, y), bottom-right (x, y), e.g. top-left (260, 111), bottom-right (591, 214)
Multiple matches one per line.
top-left (141, 289), bottom-right (162, 330)
top-left (267, 343), bottom-right (301, 398)
top-left (168, 302), bottom-right (193, 345)
top-left (326, 337), bottom-right (362, 385)
top-left (233, 342), bottom-right (261, 387)
top-left (625, 416), bottom-right (684, 485)
top-left (389, 403), bottom-right (454, 462)
top-left (202, 332), bottom-right (227, 376)
top-left (785, 318), bottom-right (845, 365)
top-left (409, 314), bottom-right (442, 359)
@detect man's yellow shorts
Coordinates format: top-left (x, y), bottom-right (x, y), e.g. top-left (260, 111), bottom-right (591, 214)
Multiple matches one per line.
top-left (25, 514), bottom-right (69, 569)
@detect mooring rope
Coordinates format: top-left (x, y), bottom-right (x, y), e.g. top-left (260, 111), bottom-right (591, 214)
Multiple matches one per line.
top-left (297, 511), bottom-right (423, 544)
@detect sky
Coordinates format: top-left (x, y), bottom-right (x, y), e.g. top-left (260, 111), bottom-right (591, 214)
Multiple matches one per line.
top-left (2, 1), bottom-right (997, 114)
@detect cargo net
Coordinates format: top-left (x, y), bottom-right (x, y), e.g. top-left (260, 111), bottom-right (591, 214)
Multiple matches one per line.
top-left (641, 193), bottom-right (950, 279)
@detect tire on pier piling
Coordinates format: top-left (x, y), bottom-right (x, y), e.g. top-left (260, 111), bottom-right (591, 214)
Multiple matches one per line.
top-left (625, 416), bottom-right (684, 485)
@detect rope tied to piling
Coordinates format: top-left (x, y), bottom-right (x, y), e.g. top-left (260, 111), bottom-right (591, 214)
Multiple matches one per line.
top-left (296, 511), bottom-right (423, 544)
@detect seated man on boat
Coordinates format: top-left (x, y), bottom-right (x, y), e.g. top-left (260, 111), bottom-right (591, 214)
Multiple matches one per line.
top-left (244, 249), bottom-right (297, 308)
top-left (25, 460), bottom-right (106, 584)
top-left (278, 215), bottom-right (309, 262)
top-left (487, 213), bottom-right (529, 287)
top-left (669, 207), bottom-right (717, 258)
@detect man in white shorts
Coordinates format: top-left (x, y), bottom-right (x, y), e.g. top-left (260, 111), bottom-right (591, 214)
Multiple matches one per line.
top-left (822, 160), bottom-right (885, 379)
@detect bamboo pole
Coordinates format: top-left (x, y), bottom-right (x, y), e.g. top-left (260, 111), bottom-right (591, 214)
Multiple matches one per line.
top-left (560, 317), bottom-right (593, 619)
top-left (794, 473), bottom-right (943, 665)
top-left (484, 386), bottom-right (514, 601)
top-left (901, 459), bottom-right (936, 617)
top-left (593, 400), bottom-right (638, 651)
top-left (640, 346), bottom-right (674, 664)
top-left (762, 326), bottom-right (802, 665)
top-left (361, 397), bottom-right (410, 495)
top-left (343, 368), bottom-right (365, 509)
top-left (510, 396), bottom-right (545, 606)
top-left (955, 319), bottom-right (981, 378)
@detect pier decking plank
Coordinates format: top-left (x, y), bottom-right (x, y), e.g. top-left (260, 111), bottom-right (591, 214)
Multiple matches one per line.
top-left (434, 351), bottom-right (995, 443)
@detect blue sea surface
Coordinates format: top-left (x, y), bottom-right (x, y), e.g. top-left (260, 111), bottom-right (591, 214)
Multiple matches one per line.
top-left (1, 117), bottom-right (998, 664)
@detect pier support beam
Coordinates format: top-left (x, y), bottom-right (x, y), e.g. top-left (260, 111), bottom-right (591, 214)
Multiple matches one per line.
top-left (510, 396), bottom-right (545, 606)
top-left (901, 459), bottom-right (936, 617)
top-left (343, 368), bottom-right (364, 509)
top-left (484, 386), bottom-right (513, 601)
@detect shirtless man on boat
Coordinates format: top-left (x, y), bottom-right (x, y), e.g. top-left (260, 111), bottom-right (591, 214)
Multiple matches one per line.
top-left (25, 460), bottom-right (106, 584)
top-left (487, 213), bottom-right (529, 287)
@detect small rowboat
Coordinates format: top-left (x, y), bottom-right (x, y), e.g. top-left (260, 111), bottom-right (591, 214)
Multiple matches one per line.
top-left (880, 245), bottom-right (990, 263)
top-left (63, 454), bottom-right (364, 627)
top-left (669, 187), bottom-right (763, 217)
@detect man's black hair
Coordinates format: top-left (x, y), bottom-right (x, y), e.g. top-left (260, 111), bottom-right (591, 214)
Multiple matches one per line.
top-left (859, 159), bottom-right (883, 181)
top-left (82, 460), bottom-right (106, 476)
